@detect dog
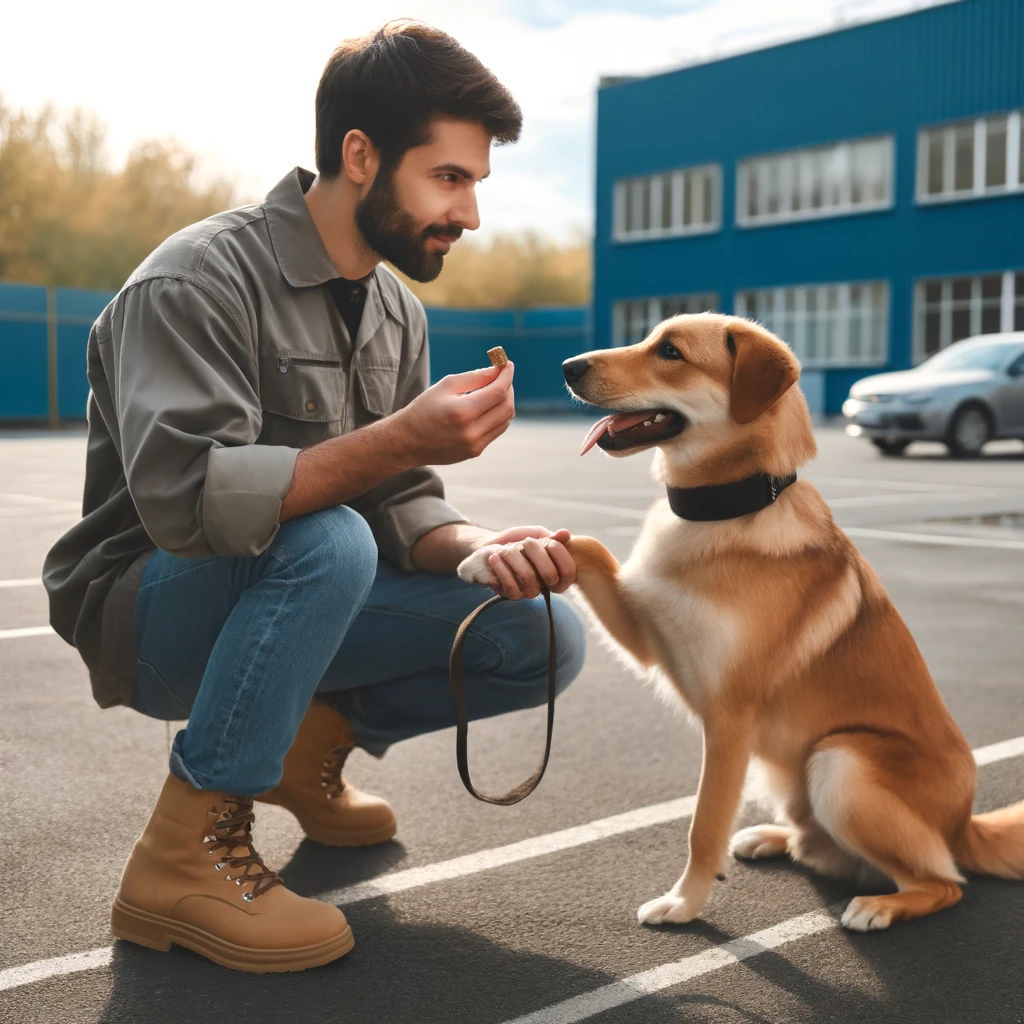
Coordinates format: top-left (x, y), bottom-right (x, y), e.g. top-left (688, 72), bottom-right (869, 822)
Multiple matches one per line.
top-left (458, 313), bottom-right (1024, 931)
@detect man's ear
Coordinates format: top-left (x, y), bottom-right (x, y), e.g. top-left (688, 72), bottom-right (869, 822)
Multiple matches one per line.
top-left (341, 129), bottom-right (377, 186)
top-left (727, 323), bottom-right (800, 425)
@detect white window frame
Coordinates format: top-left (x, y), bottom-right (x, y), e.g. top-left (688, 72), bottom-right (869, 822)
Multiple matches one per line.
top-left (736, 135), bottom-right (894, 229)
top-left (612, 164), bottom-right (722, 243)
top-left (916, 110), bottom-right (1024, 204)
top-left (734, 280), bottom-right (889, 368)
top-left (612, 292), bottom-right (720, 346)
top-left (912, 269), bottom-right (1022, 362)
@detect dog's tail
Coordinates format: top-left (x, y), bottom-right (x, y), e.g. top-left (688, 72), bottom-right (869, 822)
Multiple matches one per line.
top-left (954, 801), bottom-right (1024, 879)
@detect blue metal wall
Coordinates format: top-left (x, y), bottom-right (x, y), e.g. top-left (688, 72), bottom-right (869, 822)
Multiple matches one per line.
top-left (0, 282), bottom-right (589, 423)
top-left (593, 0), bottom-right (1024, 412)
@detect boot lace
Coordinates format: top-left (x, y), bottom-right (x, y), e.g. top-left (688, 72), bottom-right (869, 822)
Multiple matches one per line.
top-left (321, 742), bottom-right (354, 800)
top-left (205, 796), bottom-right (283, 899)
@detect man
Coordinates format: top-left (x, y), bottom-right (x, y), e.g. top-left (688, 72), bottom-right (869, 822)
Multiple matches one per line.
top-left (43, 20), bottom-right (586, 973)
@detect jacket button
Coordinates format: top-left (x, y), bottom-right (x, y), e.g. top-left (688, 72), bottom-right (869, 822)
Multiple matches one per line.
top-left (305, 400), bottom-right (317, 413)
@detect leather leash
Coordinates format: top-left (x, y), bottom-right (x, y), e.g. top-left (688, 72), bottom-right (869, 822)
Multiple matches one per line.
top-left (449, 588), bottom-right (557, 805)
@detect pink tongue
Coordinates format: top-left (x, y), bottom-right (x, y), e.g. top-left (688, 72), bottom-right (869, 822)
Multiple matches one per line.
top-left (580, 412), bottom-right (654, 455)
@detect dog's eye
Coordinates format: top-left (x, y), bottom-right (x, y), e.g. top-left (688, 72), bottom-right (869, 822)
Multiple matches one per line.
top-left (657, 341), bottom-right (683, 361)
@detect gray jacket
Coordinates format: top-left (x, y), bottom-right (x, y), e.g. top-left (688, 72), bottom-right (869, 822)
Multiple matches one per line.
top-left (43, 167), bottom-right (465, 710)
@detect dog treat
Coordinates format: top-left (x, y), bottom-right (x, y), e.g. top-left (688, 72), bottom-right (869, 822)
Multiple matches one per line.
top-left (487, 346), bottom-right (508, 368)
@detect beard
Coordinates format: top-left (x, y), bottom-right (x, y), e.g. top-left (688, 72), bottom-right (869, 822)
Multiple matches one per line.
top-left (355, 170), bottom-right (462, 283)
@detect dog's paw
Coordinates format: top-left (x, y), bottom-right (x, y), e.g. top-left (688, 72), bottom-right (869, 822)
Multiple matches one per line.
top-left (840, 896), bottom-right (893, 932)
top-left (457, 547), bottom-right (496, 586)
top-left (729, 825), bottom-right (791, 861)
top-left (637, 893), bottom-right (701, 926)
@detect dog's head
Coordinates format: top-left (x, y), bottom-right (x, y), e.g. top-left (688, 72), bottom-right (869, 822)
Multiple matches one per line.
top-left (563, 314), bottom-right (816, 481)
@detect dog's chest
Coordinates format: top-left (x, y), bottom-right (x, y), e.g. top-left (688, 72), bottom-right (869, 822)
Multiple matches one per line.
top-left (619, 542), bottom-right (742, 711)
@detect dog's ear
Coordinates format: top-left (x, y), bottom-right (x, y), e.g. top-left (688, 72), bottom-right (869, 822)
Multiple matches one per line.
top-left (727, 323), bottom-right (800, 425)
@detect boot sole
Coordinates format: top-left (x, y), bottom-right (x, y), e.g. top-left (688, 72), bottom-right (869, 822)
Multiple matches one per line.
top-left (298, 816), bottom-right (398, 847)
top-left (257, 795), bottom-right (398, 847)
top-left (110, 897), bottom-right (354, 973)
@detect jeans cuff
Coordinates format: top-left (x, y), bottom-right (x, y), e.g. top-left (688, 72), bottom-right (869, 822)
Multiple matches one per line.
top-left (169, 728), bottom-right (206, 790)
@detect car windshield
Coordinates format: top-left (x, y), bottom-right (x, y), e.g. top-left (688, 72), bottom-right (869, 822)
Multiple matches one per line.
top-left (919, 342), bottom-right (1017, 374)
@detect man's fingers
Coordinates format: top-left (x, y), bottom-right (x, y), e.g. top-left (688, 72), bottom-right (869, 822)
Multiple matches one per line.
top-left (499, 547), bottom-right (542, 599)
top-left (521, 538), bottom-right (561, 588)
top-left (449, 362), bottom-right (514, 415)
top-left (487, 551), bottom-right (523, 599)
top-left (542, 538), bottom-right (576, 592)
top-left (475, 388), bottom-right (515, 437)
top-left (444, 364), bottom-right (502, 392)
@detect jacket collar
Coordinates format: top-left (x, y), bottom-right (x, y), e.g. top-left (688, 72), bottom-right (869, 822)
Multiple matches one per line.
top-left (263, 167), bottom-right (405, 327)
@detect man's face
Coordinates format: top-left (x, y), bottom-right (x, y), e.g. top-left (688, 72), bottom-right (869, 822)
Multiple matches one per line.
top-left (355, 118), bottom-right (490, 282)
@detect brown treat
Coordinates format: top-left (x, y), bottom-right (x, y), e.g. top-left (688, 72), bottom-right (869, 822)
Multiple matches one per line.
top-left (487, 346), bottom-right (508, 368)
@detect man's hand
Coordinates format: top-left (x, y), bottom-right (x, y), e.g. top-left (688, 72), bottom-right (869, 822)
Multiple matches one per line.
top-left (392, 362), bottom-right (515, 466)
top-left (457, 525), bottom-right (576, 600)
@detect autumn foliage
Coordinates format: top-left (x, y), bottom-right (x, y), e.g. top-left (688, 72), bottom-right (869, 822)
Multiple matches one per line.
top-left (0, 98), bottom-right (590, 307)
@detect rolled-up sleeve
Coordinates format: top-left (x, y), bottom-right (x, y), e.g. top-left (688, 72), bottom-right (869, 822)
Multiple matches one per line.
top-left (349, 301), bottom-right (466, 570)
top-left (112, 276), bottom-right (299, 558)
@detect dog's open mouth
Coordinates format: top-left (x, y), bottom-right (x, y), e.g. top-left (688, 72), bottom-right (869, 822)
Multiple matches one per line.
top-left (580, 410), bottom-right (687, 455)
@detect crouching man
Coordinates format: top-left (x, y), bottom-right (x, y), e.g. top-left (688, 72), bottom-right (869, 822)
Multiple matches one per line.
top-left (43, 20), bottom-right (585, 973)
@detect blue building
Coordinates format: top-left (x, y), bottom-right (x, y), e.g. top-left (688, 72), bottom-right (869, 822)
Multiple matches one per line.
top-left (592, 0), bottom-right (1024, 414)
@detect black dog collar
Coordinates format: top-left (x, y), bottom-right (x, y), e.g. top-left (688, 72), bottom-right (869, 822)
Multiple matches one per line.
top-left (666, 472), bottom-right (797, 522)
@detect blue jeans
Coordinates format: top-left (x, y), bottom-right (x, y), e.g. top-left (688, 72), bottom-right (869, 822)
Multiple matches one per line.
top-left (131, 506), bottom-right (587, 796)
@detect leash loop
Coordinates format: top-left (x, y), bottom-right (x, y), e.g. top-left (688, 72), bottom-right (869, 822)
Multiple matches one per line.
top-left (449, 588), bottom-right (557, 805)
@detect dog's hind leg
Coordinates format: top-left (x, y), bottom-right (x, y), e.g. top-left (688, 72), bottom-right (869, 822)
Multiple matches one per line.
top-left (807, 736), bottom-right (964, 931)
top-left (730, 824), bottom-right (793, 860)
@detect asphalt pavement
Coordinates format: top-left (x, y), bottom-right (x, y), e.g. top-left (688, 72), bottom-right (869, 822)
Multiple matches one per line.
top-left (1, 422), bottom-right (1023, 1024)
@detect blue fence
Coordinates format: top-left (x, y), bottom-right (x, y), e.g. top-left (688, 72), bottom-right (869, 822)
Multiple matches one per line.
top-left (0, 282), bottom-right (591, 424)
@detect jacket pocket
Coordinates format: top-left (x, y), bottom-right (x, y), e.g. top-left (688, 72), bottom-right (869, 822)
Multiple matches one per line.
top-left (260, 353), bottom-right (345, 423)
top-left (356, 355), bottom-right (401, 418)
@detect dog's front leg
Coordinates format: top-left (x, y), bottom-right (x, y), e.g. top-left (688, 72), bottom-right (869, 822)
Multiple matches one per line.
top-left (566, 535), bottom-right (655, 667)
top-left (638, 713), bottom-right (753, 925)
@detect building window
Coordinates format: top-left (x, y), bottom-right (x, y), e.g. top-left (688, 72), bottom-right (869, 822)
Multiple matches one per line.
top-left (917, 111), bottom-right (1024, 202)
top-left (914, 270), bottom-right (1024, 360)
top-left (734, 282), bottom-right (888, 367)
top-left (736, 136), bottom-right (893, 227)
top-left (612, 292), bottom-right (720, 346)
top-left (613, 165), bottom-right (721, 242)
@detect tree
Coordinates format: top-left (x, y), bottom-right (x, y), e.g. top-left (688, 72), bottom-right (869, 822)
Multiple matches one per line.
top-left (0, 97), bottom-right (592, 306)
top-left (395, 230), bottom-right (591, 309)
top-left (0, 96), bottom-right (234, 289)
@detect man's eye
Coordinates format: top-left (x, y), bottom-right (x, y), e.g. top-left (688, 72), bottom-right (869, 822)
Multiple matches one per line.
top-left (438, 173), bottom-right (458, 184)
top-left (657, 341), bottom-right (683, 361)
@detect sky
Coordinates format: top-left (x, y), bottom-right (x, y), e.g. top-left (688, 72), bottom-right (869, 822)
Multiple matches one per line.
top-left (2, 0), bottom-right (951, 241)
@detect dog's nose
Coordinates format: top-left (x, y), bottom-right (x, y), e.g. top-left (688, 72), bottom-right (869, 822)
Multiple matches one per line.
top-left (562, 356), bottom-right (591, 386)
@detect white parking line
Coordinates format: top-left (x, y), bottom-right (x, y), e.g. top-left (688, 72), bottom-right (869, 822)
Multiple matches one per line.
top-left (845, 527), bottom-right (1024, 551)
top-left (0, 948), bottom-right (113, 993)
top-left (500, 909), bottom-right (839, 1024)
top-left (0, 578), bottom-right (42, 589)
top-left (1, 734), bottom-right (1020, 995)
top-left (330, 796), bottom-right (696, 905)
top-left (0, 626), bottom-right (54, 641)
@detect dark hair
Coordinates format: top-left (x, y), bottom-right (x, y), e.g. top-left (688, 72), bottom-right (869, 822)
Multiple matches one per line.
top-left (315, 20), bottom-right (522, 178)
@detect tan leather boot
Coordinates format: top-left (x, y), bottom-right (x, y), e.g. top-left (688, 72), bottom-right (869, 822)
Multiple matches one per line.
top-left (256, 699), bottom-right (397, 847)
top-left (111, 774), bottom-right (353, 972)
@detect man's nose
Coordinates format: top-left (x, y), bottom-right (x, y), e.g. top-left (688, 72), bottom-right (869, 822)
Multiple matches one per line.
top-left (452, 191), bottom-right (480, 233)
top-left (562, 356), bottom-right (591, 386)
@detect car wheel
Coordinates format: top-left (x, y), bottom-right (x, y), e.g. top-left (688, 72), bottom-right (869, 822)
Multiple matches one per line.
top-left (946, 403), bottom-right (991, 458)
top-left (872, 438), bottom-right (910, 457)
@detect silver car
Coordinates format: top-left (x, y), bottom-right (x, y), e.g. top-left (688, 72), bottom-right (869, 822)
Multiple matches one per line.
top-left (842, 333), bottom-right (1024, 457)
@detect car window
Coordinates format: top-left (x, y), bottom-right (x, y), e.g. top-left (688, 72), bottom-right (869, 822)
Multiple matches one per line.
top-left (921, 343), bottom-right (1017, 373)
top-left (1008, 351), bottom-right (1024, 377)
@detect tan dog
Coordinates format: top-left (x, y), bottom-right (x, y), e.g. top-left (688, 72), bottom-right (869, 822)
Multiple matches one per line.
top-left (459, 313), bottom-right (1024, 931)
